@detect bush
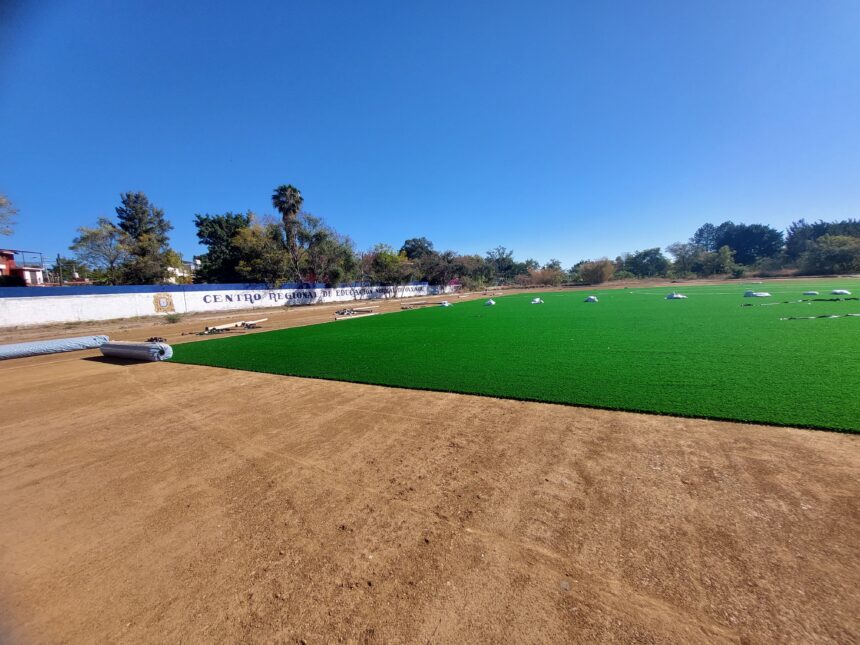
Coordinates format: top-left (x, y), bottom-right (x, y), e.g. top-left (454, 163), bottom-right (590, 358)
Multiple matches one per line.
top-left (578, 259), bottom-right (616, 284)
top-left (611, 270), bottom-right (636, 281)
top-left (0, 275), bottom-right (26, 287)
top-left (164, 313), bottom-right (183, 324)
top-left (799, 235), bottom-right (860, 275)
top-left (459, 276), bottom-right (486, 291)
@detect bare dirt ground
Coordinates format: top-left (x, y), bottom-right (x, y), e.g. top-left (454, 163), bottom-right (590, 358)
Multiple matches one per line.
top-left (1, 285), bottom-right (858, 643)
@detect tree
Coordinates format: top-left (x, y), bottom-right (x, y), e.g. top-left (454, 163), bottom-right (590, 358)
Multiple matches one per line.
top-left (577, 258), bottom-right (615, 283)
top-left (296, 213), bottom-right (358, 286)
top-left (419, 250), bottom-right (458, 286)
top-left (665, 242), bottom-right (701, 274)
top-left (696, 245), bottom-right (736, 276)
top-left (690, 223), bottom-right (719, 251)
top-left (400, 237), bottom-right (435, 260)
top-left (233, 216), bottom-right (291, 285)
top-left (799, 235), bottom-right (860, 275)
top-left (367, 244), bottom-right (415, 297)
top-left (543, 259), bottom-right (563, 272)
top-left (271, 184), bottom-right (303, 264)
top-left (115, 192), bottom-right (174, 284)
top-left (522, 266), bottom-right (565, 286)
top-left (70, 218), bottom-right (129, 285)
top-left (0, 194), bottom-right (17, 236)
top-left (714, 222), bottom-right (783, 265)
top-left (786, 219), bottom-right (860, 260)
top-left (50, 256), bottom-right (92, 282)
top-left (194, 212), bottom-right (252, 283)
top-left (454, 254), bottom-right (494, 289)
top-left (623, 248), bottom-right (670, 277)
top-left (690, 220), bottom-right (783, 265)
top-left (486, 246), bottom-right (516, 282)
top-left (115, 192), bottom-right (171, 242)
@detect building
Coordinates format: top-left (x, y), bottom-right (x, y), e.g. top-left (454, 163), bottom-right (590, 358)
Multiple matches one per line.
top-left (0, 249), bottom-right (46, 286)
top-left (165, 258), bottom-right (199, 284)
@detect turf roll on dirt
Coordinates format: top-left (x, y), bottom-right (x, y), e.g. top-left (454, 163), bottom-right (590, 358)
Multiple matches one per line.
top-left (0, 335), bottom-right (110, 360)
top-left (100, 341), bottom-right (173, 361)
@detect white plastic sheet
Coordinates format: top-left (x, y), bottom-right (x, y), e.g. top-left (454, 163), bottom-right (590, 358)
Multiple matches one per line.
top-left (0, 335), bottom-right (109, 360)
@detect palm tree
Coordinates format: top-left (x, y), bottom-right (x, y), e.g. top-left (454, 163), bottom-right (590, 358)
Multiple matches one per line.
top-left (271, 184), bottom-right (303, 256)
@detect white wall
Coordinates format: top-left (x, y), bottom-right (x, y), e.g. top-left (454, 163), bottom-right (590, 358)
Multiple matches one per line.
top-left (0, 284), bottom-right (446, 327)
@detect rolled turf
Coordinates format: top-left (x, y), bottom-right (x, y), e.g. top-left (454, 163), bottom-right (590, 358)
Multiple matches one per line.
top-left (171, 280), bottom-right (860, 432)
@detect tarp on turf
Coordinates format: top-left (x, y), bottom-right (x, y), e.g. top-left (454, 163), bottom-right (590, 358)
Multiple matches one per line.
top-left (0, 335), bottom-right (109, 360)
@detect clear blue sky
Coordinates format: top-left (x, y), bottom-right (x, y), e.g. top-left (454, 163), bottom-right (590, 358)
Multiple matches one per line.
top-left (1, 1), bottom-right (858, 267)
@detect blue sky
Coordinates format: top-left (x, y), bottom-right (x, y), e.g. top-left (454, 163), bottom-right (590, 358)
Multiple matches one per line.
top-left (1, 1), bottom-right (858, 267)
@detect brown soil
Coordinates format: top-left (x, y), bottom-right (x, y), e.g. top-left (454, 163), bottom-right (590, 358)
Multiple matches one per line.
top-left (1, 292), bottom-right (858, 643)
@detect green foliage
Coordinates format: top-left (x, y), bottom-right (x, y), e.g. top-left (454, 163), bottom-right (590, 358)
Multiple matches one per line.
top-left (70, 217), bottom-right (130, 285)
top-left (50, 256), bottom-right (92, 281)
top-left (400, 237), bottom-right (435, 260)
top-left (619, 248), bottom-right (670, 277)
top-left (164, 313), bottom-right (183, 324)
top-left (690, 221), bottom-right (783, 265)
top-left (665, 242), bottom-right (700, 274)
top-left (486, 246), bottom-right (518, 282)
top-left (612, 270), bottom-right (636, 280)
top-left (114, 192), bottom-right (174, 284)
top-left (786, 219), bottom-right (860, 260)
top-left (365, 244), bottom-right (415, 295)
top-left (417, 250), bottom-right (458, 286)
top-left (171, 280), bottom-right (860, 432)
top-left (194, 212), bottom-right (252, 283)
top-left (454, 254), bottom-right (494, 287)
top-left (233, 217), bottom-right (291, 286)
top-left (271, 184), bottom-right (303, 261)
top-left (297, 213), bottom-right (358, 286)
top-left (695, 245), bottom-right (736, 276)
top-left (799, 235), bottom-right (860, 275)
top-left (690, 223), bottom-right (718, 251)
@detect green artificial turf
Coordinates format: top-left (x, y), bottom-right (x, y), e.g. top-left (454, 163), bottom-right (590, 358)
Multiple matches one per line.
top-left (171, 280), bottom-right (860, 432)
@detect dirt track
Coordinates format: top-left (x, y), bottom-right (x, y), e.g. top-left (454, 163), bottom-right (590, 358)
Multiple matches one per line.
top-left (1, 295), bottom-right (859, 643)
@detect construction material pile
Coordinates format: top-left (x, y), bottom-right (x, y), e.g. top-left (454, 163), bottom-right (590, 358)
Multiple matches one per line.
top-left (197, 319), bottom-right (268, 335)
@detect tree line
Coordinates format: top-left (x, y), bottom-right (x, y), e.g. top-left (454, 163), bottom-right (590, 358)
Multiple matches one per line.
top-left (1, 188), bottom-right (858, 287)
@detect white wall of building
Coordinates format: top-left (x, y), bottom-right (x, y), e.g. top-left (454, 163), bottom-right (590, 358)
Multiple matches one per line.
top-left (0, 284), bottom-right (445, 327)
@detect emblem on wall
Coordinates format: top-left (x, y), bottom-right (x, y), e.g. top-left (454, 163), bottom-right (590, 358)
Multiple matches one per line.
top-left (153, 293), bottom-right (176, 313)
